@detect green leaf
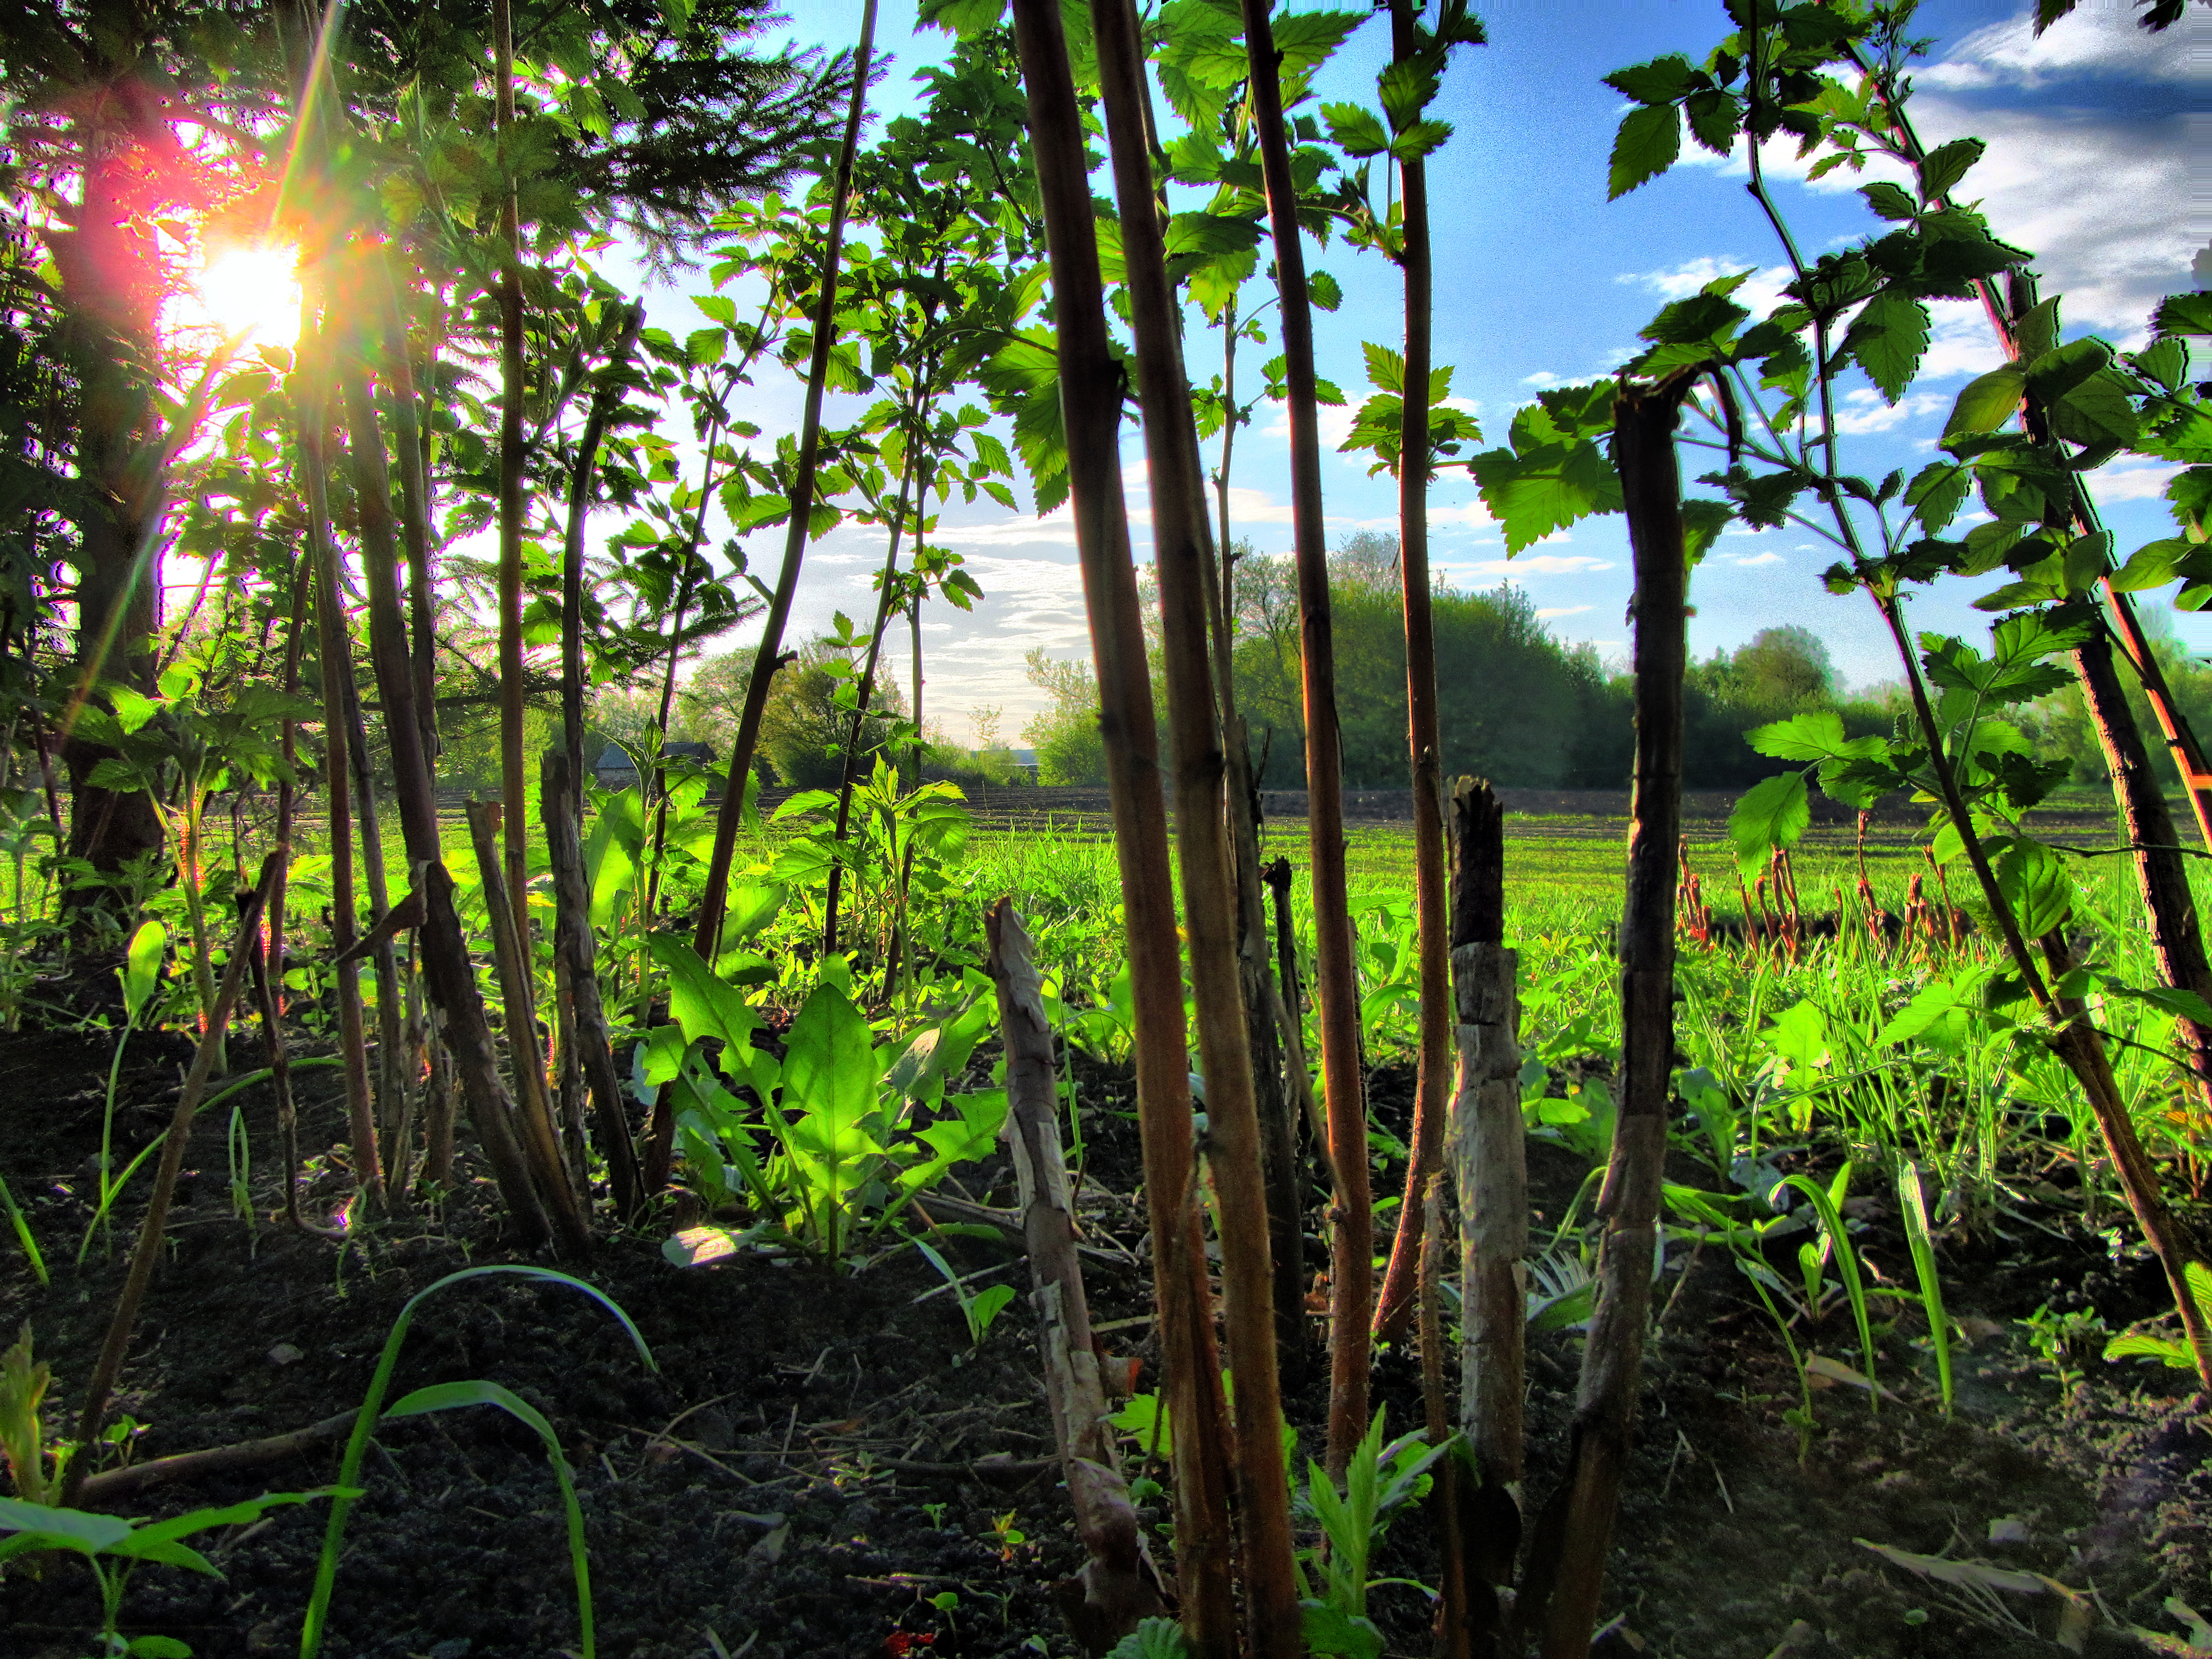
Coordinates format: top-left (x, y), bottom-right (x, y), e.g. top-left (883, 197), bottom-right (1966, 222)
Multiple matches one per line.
top-left (126, 1638), bottom-right (194, 1658)
top-left (1860, 181), bottom-right (1918, 222)
top-left (1995, 837), bottom-right (2073, 938)
top-left (2104, 983), bottom-right (2212, 1027)
top-left (1470, 438), bottom-right (1623, 554)
top-left (1904, 462), bottom-right (1971, 535)
top-left (646, 934), bottom-right (763, 1066)
top-left (1322, 102), bottom-right (1390, 158)
top-left (1748, 710), bottom-right (1854, 761)
top-left (1607, 102), bottom-right (1681, 200)
top-left (1875, 974), bottom-right (1980, 1049)
top-left (2110, 537), bottom-right (2193, 593)
top-left (2152, 292), bottom-right (2212, 338)
top-left (1945, 366), bottom-right (2026, 438)
top-left (1844, 289), bottom-right (1929, 405)
top-left (1301, 1599), bottom-right (1386, 1659)
top-left (1917, 137), bottom-right (1984, 204)
top-left (1104, 1617), bottom-right (1192, 1659)
top-left (0, 1498), bottom-right (133, 1554)
top-left (1729, 771), bottom-right (1810, 874)
top-left (122, 919), bottom-right (166, 1025)
top-left (1603, 55), bottom-right (1697, 104)
top-left (1361, 340), bottom-right (1406, 395)
top-left (778, 983), bottom-right (881, 1252)
top-left (1681, 498), bottom-right (1734, 565)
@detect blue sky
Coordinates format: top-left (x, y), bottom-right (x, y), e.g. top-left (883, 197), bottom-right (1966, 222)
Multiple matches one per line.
top-left (612, 0), bottom-right (2207, 739)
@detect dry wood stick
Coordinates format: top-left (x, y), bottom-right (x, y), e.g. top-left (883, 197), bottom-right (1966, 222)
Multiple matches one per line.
top-left (492, 0), bottom-right (530, 937)
top-left (1238, 0), bottom-right (1371, 1476)
top-left (1445, 777), bottom-right (1524, 1658)
top-left (989, 901), bottom-right (1166, 1653)
top-left (1005, 0), bottom-right (1237, 1645)
top-left (78, 1410), bottom-right (359, 1508)
top-left (65, 858), bottom-right (279, 1502)
top-left (1530, 384), bottom-right (1689, 1657)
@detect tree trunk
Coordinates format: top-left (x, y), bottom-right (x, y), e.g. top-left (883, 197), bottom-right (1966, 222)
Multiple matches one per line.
top-left (1007, 0), bottom-right (1238, 1646)
top-left (689, 0), bottom-right (880, 969)
top-left (1529, 385), bottom-right (1688, 1657)
top-left (1239, 0), bottom-right (1370, 1479)
top-left (561, 301), bottom-right (647, 821)
top-left (1374, 0), bottom-right (1453, 1347)
top-left (544, 752), bottom-right (645, 1217)
top-left (1094, 4), bottom-right (1303, 1648)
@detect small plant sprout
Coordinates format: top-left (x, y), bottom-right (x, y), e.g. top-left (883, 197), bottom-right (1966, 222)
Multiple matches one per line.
top-left (1, 1324), bottom-right (58, 1502)
top-left (0, 1488), bottom-right (338, 1658)
top-left (912, 1237), bottom-right (1018, 1352)
top-left (300, 1266), bottom-right (657, 1659)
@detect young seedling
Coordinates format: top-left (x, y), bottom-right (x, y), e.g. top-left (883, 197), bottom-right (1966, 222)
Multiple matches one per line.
top-left (300, 1265), bottom-right (656, 1659)
top-left (912, 1237), bottom-right (1016, 1352)
top-left (0, 1488), bottom-right (336, 1658)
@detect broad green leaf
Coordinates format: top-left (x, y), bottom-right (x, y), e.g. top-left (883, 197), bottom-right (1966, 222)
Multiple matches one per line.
top-left (646, 934), bottom-right (763, 1064)
top-left (1729, 771), bottom-right (1810, 874)
top-left (2153, 292), bottom-right (2212, 338)
top-left (1748, 710), bottom-right (1852, 761)
top-left (1995, 837), bottom-right (2073, 937)
top-left (1945, 366), bottom-right (2025, 437)
top-left (1603, 54), bottom-right (1696, 104)
top-left (1875, 974), bottom-right (1980, 1049)
top-left (1860, 181), bottom-right (1918, 222)
top-left (1917, 137), bottom-right (1984, 203)
top-left (0, 1498), bottom-right (133, 1553)
top-left (2110, 538), bottom-right (2193, 593)
top-left (1607, 102), bottom-right (1681, 200)
top-left (1105, 1617), bottom-right (1192, 1659)
top-left (1470, 435), bottom-right (1622, 554)
top-left (1845, 289), bottom-right (1929, 405)
top-left (778, 983), bottom-right (881, 1250)
top-left (1904, 462), bottom-right (1971, 535)
top-left (1322, 102), bottom-right (1389, 158)
top-left (1681, 498), bottom-right (1734, 565)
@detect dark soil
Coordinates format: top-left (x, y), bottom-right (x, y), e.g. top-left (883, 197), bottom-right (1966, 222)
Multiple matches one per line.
top-left (1, 1006), bottom-right (2205, 1659)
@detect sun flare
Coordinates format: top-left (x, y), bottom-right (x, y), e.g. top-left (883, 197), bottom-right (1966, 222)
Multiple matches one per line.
top-left (187, 243), bottom-right (302, 350)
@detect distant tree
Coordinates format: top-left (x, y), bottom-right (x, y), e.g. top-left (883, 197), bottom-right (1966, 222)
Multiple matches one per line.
top-left (1021, 647), bottom-right (1107, 785)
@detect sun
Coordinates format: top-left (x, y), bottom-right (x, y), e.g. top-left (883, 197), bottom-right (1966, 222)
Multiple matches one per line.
top-left (186, 243), bottom-right (302, 350)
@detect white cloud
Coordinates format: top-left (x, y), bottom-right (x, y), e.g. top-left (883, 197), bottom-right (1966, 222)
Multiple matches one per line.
top-left (1618, 257), bottom-right (1795, 323)
top-left (1911, 98), bottom-right (2202, 336)
top-left (1258, 398), bottom-right (1358, 451)
top-left (1921, 4), bottom-right (2210, 89)
top-left (1832, 388), bottom-right (1951, 434)
top-left (1535, 604), bottom-right (1593, 620)
top-left (1732, 551), bottom-right (1786, 567)
top-left (1522, 370), bottom-right (1568, 389)
top-left (2087, 458), bottom-right (2184, 502)
top-left (1467, 553), bottom-right (1613, 576)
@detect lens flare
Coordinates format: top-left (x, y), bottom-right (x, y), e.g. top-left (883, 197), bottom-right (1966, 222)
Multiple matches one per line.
top-left (188, 243), bottom-right (302, 349)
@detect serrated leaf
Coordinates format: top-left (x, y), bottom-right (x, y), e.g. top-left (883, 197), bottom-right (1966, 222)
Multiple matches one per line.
top-left (1604, 54), bottom-right (1697, 104)
top-left (1608, 102), bottom-right (1681, 200)
top-left (1860, 181), bottom-right (1918, 222)
top-left (1844, 289), bottom-right (1929, 405)
top-left (2152, 291), bottom-right (2212, 338)
top-left (1729, 771), bottom-right (1810, 874)
top-left (1917, 137), bottom-right (1984, 203)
